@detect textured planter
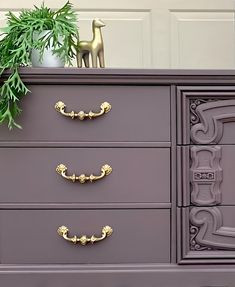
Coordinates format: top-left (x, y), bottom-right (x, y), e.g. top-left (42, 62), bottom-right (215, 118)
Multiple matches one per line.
top-left (31, 30), bottom-right (65, 68)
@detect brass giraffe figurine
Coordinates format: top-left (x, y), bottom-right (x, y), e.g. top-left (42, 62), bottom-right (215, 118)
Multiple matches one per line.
top-left (77, 19), bottom-right (106, 68)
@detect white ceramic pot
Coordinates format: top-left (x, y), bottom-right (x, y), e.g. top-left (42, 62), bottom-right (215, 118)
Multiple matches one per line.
top-left (31, 30), bottom-right (65, 68)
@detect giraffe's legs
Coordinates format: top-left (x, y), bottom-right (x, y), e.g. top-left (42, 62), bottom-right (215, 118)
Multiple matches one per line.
top-left (98, 49), bottom-right (105, 68)
top-left (91, 52), bottom-right (98, 68)
top-left (77, 52), bottom-right (83, 68)
top-left (83, 52), bottom-right (90, 68)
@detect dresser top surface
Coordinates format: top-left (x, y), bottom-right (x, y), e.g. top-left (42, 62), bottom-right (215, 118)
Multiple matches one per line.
top-left (2, 68), bottom-right (235, 84)
top-left (10, 67), bottom-right (235, 75)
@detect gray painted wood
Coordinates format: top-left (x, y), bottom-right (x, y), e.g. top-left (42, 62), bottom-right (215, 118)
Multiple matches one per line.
top-left (0, 147), bottom-right (170, 203)
top-left (0, 209), bottom-right (170, 264)
top-left (178, 145), bottom-right (235, 206)
top-left (0, 85), bottom-right (170, 142)
top-left (0, 203), bottom-right (172, 209)
top-left (1, 69), bottom-right (235, 286)
top-left (170, 85), bottom-right (177, 264)
top-left (3, 67), bottom-right (235, 84)
top-left (0, 264), bottom-right (235, 287)
top-left (177, 86), bottom-right (235, 145)
top-left (0, 141), bottom-right (171, 147)
top-left (179, 206), bottom-right (235, 264)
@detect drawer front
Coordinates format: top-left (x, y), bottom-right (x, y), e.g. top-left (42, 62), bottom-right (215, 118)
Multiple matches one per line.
top-left (179, 206), bottom-right (235, 264)
top-left (0, 148), bottom-right (170, 203)
top-left (0, 85), bottom-right (170, 142)
top-left (177, 86), bottom-right (235, 145)
top-left (0, 209), bottom-right (170, 264)
top-left (178, 145), bottom-right (235, 206)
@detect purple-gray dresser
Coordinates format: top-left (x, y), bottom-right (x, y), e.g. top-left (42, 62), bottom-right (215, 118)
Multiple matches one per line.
top-left (1, 68), bottom-right (235, 286)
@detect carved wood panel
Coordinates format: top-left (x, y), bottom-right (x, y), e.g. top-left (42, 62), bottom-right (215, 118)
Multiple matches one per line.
top-left (190, 99), bottom-right (235, 144)
top-left (190, 207), bottom-right (235, 250)
top-left (190, 98), bottom-right (217, 127)
top-left (190, 146), bottom-right (222, 206)
top-left (177, 86), bottom-right (235, 145)
top-left (178, 87), bottom-right (235, 263)
top-left (178, 207), bottom-right (235, 264)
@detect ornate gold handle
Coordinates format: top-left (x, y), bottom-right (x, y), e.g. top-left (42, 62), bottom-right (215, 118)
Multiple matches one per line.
top-left (56, 163), bottom-right (112, 183)
top-left (57, 225), bottom-right (113, 245)
top-left (54, 101), bottom-right (111, 120)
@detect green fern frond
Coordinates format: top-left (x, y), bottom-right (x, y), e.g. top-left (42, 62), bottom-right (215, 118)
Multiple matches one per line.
top-left (0, 1), bottom-right (79, 129)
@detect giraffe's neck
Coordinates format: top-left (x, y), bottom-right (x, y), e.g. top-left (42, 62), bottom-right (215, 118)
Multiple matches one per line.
top-left (92, 26), bottom-right (103, 42)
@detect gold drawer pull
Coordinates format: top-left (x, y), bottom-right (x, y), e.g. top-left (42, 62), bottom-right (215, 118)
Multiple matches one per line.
top-left (56, 163), bottom-right (112, 183)
top-left (54, 101), bottom-right (111, 120)
top-left (57, 225), bottom-right (113, 245)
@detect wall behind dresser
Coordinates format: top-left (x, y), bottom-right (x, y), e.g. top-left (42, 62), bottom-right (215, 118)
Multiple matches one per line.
top-left (0, 0), bottom-right (234, 68)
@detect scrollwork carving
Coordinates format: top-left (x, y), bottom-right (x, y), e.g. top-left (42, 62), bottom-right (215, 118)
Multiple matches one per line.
top-left (190, 225), bottom-right (212, 251)
top-left (190, 207), bottom-right (235, 250)
top-left (190, 146), bottom-right (222, 206)
top-left (190, 99), bottom-right (211, 126)
top-left (190, 99), bottom-right (235, 144)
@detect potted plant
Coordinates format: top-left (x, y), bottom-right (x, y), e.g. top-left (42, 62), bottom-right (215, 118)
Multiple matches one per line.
top-left (0, 1), bottom-right (79, 129)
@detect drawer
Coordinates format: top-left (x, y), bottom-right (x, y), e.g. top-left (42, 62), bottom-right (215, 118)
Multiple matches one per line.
top-left (0, 85), bottom-right (170, 142)
top-left (0, 209), bottom-right (170, 264)
top-left (177, 86), bottom-right (235, 145)
top-left (179, 206), bottom-right (235, 264)
top-left (178, 145), bottom-right (235, 206)
top-left (0, 147), bottom-right (170, 203)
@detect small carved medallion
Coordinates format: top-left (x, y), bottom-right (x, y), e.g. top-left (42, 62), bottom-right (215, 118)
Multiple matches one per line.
top-left (193, 171), bottom-right (215, 181)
